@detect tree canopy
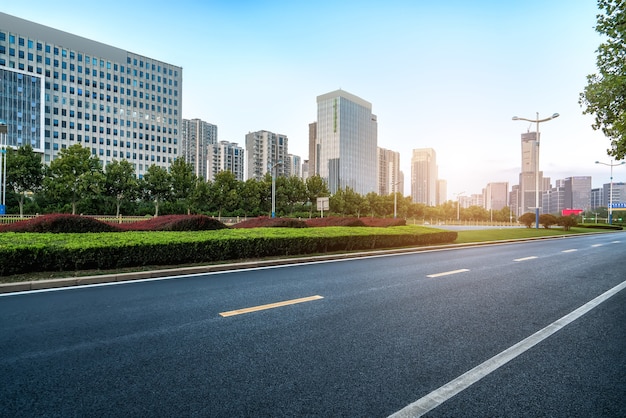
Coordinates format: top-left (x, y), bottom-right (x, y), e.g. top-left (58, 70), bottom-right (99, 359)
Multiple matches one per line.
top-left (580, 0), bottom-right (626, 160)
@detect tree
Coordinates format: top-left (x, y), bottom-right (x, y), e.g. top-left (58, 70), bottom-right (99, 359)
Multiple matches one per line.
top-left (170, 157), bottom-right (196, 214)
top-left (6, 144), bottom-right (44, 217)
top-left (579, 0), bottom-right (626, 160)
top-left (539, 213), bottom-right (558, 229)
top-left (141, 164), bottom-right (172, 216)
top-left (558, 215), bottom-right (578, 231)
top-left (104, 159), bottom-right (138, 217)
top-left (44, 144), bottom-right (104, 215)
top-left (519, 212), bottom-right (536, 228)
top-left (305, 175), bottom-right (329, 216)
top-left (210, 170), bottom-right (239, 217)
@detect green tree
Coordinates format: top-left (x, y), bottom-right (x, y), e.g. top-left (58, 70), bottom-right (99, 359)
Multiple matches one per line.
top-left (284, 176), bottom-right (307, 214)
top-left (104, 159), bottom-right (138, 217)
top-left (305, 175), bottom-right (329, 216)
top-left (238, 178), bottom-right (262, 217)
top-left (6, 144), bottom-right (44, 217)
top-left (211, 170), bottom-right (239, 217)
top-left (539, 213), bottom-right (558, 229)
top-left (170, 157), bottom-right (196, 214)
top-left (44, 144), bottom-right (104, 215)
top-left (365, 192), bottom-right (382, 217)
top-left (557, 215), bottom-right (578, 231)
top-left (580, 0), bottom-right (626, 160)
top-left (519, 212), bottom-right (536, 228)
top-left (141, 164), bottom-right (172, 216)
top-left (190, 177), bottom-right (211, 213)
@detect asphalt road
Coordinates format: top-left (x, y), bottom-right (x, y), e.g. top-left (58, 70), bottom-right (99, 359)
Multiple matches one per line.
top-left (1, 233), bottom-right (624, 417)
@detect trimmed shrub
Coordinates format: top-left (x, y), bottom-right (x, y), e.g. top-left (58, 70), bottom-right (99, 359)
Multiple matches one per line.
top-left (0, 214), bottom-right (121, 233)
top-left (360, 218), bottom-right (406, 227)
top-left (116, 215), bottom-right (228, 231)
top-left (305, 217), bottom-right (366, 227)
top-left (231, 217), bottom-right (308, 228)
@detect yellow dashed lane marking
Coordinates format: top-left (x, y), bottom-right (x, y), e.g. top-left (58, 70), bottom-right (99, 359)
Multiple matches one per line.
top-left (220, 295), bottom-right (324, 317)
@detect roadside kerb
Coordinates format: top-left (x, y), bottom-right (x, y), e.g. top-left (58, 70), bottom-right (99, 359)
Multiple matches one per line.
top-left (0, 231), bottom-right (617, 294)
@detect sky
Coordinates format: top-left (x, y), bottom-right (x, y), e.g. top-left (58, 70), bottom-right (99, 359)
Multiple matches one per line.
top-left (3, 0), bottom-right (621, 197)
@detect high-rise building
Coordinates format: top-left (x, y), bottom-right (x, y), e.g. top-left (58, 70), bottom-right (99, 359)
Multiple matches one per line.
top-left (245, 130), bottom-right (288, 180)
top-left (378, 147), bottom-right (402, 196)
top-left (411, 148), bottom-right (437, 205)
top-left (437, 179), bottom-right (447, 205)
top-left (315, 89), bottom-right (378, 194)
top-left (518, 132), bottom-right (546, 214)
top-left (602, 182), bottom-right (626, 208)
top-left (0, 12), bottom-right (183, 176)
top-left (591, 187), bottom-right (603, 210)
top-left (308, 122), bottom-right (317, 178)
top-left (181, 118), bottom-right (217, 181)
top-left (563, 176), bottom-right (591, 211)
top-left (542, 179), bottom-right (566, 215)
top-left (207, 140), bottom-right (245, 182)
top-left (484, 182), bottom-right (509, 211)
top-left (285, 153), bottom-right (302, 178)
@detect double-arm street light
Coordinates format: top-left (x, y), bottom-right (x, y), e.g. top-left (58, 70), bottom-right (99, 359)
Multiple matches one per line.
top-left (596, 159), bottom-right (625, 224)
top-left (512, 112), bottom-right (560, 228)
top-left (270, 161), bottom-right (283, 218)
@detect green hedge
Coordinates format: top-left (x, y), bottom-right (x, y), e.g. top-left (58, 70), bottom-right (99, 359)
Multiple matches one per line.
top-left (0, 226), bottom-right (457, 276)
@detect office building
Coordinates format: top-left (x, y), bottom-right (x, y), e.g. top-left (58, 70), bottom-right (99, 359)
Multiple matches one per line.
top-left (308, 122), bottom-right (317, 178)
top-left (437, 179), bottom-right (447, 205)
top-left (181, 118), bottom-right (217, 181)
top-left (602, 181), bottom-right (626, 208)
top-left (245, 130), bottom-right (289, 180)
top-left (484, 182), bottom-right (509, 211)
top-left (284, 153), bottom-right (302, 178)
top-left (563, 176), bottom-right (591, 211)
top-left (411, 148), bottom-right (437, 205)
top-left (207, 140), bottom-right (244, 182)
top-left (314, 89), bottom-right (378, 194)
top-left (378, 147), bottom-right (402, 196)
top-left (0, 12), bottom-right (182, 176)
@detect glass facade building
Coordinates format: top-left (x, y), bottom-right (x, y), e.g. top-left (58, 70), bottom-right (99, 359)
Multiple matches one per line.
top-left (0, 12), bottom-right (182, 176)
top-left (316, 89), bottom-right (377, 195)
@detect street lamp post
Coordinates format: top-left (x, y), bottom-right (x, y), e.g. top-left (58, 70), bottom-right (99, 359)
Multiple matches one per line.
top-left (270, 161), bottom-right (283, 218)
top-left (455, 191), bottom-right (465, 223)
top-left (393, 181), bottom-right (402, 219)
top-left (596, 159), bottom-right (626, 224)
top-left (512, 112), bottom-right (559, 229)
top-left (0, 121), bottom-right (7, 215)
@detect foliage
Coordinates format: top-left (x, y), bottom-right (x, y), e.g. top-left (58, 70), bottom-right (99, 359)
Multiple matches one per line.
top-left (231, 216), bottom-right (308, 228)
top-left (0, 226), bottom-right (457, 275)
top-left (305, 217), bottom-right (366, 227)
top-left (539, 214), bottom-right (558, 229)
top-left (557, 215), bottom-right (578, 231)
top-left (104, 159), bottom-right (138, 217)
top-left (579, 0), bottom-right (626, 160)
top-left (170, 157), bottom-right (197, 214)
top-left (141, 165), bottom-right (172, 216)
top-left (5, 144), bottom-right (44, 218)
top-left (519, 212), bottom-right (536, 228)
top-left (360, 217), bottom-right (406, 227)
top-left (44, 144), bottom-right (104, 215)
top-left (0, 214), bottom-right (119, 233)
top-left (116, 215), bottom-right (228, 231)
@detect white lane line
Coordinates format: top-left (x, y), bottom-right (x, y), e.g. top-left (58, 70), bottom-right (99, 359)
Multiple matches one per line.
top-left (612, 241), bottom-right (621, 244)
top-left (513, 256), bottom-right (538, 262)
top-left (426, 269), bottom-right (470, 278)
top-left (388, 280), bottom-right (626, 418)
top-left (561, 249), bottom-right (578, 253)
top-left (591, 244), bottom-right (603, 247)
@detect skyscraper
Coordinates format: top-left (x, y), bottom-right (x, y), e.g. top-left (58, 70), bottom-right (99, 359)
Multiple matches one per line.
top-left (484, 182), bottom-right (509, 211)
top-left (411, 148), bottom-right (437, 205)
top-left (315, 89), bottom-right (378, 194)
top-left (563, 176), bottom-right (591, 211)
top-left (181, 118), bottom-right (217, 181)
top-left (245, 130), bottom-right (289, 181)
top-left (377, 147), bottom-right (402, 196)
top-left (0, 13), bottom-right (183, 176)
top-left (518, 132), bottom-right (545, 214)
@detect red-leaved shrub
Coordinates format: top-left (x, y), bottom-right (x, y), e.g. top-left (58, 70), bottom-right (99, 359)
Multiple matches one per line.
top-left (231, 216), bottom-right (308, 228)
top-left (360, 217), bottom-right (406, 227)
top-left (0, 214), bottom-right (121, 233)
top-left (305, 217), bottom-right (366, 227)
top-left (115, 215), bottom-right (228, 231)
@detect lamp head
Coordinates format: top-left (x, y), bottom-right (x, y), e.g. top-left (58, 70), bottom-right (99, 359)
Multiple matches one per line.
top-left (512, 116), bottom-right (519, 121)
top-left (551, 113), bottom-right (560, 119)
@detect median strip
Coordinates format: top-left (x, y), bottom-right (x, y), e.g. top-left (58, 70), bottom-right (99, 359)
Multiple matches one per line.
top-left (426, 269), bottom-right (470, 278)
top-left (514, 256), bottom-right (538, 262)
top-left (219, 295), bottom-right (324, 317)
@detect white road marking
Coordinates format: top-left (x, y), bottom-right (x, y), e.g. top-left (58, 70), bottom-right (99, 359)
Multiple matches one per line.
top-left (561, 249), bottom-right (578, 253)
top-left (426, 269), bottom-right (470, 278)
top-left (513, 256), bottom-right (538, 262)
top-left (388, 280), bottom-right (626, 418)
top-left (591, 244), bottom-right (603, 247)
top-left (219, 295), bottom-right (324, 317)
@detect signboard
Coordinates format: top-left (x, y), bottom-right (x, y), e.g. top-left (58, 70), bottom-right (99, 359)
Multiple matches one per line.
top-left (610, 202), bottom-right (626, 210)
top-left (562, 209), bottom-right (582, 216)
top-left (0, 205), bottom-right (5, 215)
top-left (317, 197), bottom-right (329, 218)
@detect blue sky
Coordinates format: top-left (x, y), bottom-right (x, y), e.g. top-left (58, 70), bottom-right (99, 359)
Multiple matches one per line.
top-left (4, 0), bottom-right (619, 197)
